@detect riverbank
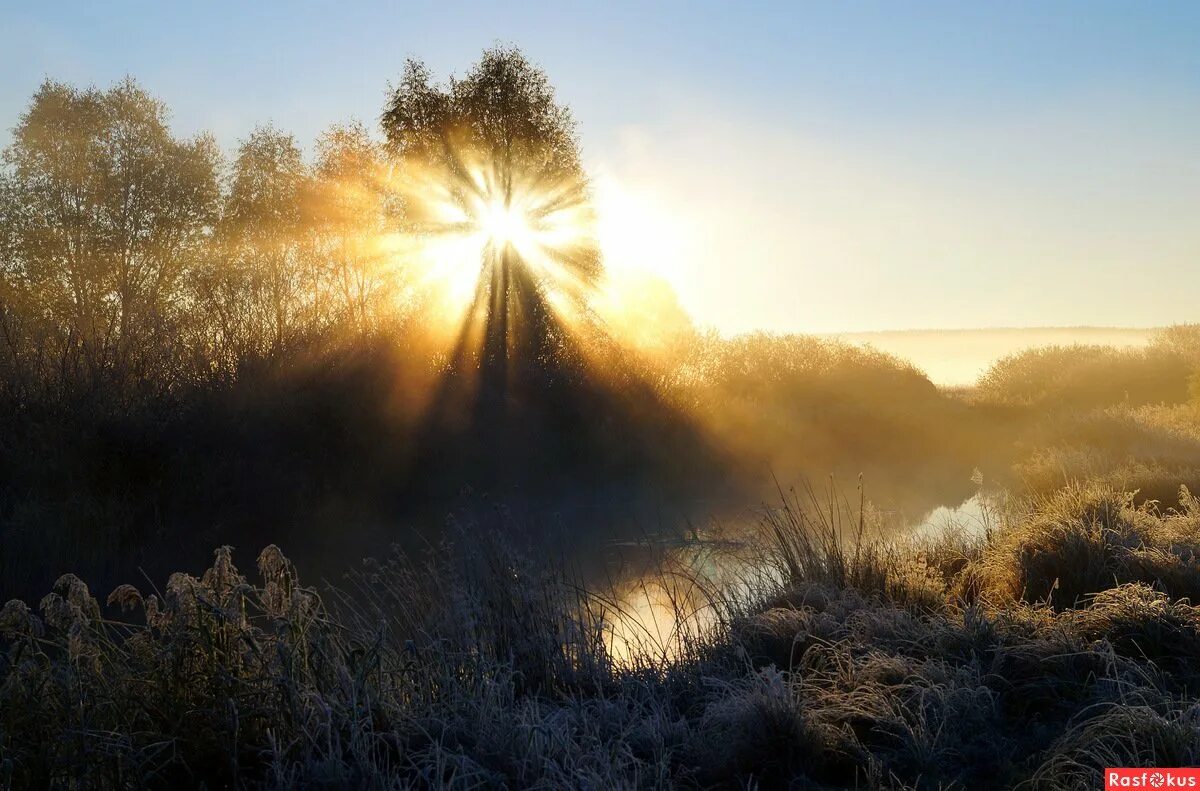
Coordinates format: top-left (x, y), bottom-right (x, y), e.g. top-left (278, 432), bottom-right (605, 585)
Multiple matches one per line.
top-left (4, 478), bottom-right (1199, 788)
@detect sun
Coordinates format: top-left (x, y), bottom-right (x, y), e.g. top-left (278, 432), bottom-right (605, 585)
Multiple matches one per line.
top-left (479, 201), bottom-right (533, 249)
top-left (384, 151), bottom-right (604, 344)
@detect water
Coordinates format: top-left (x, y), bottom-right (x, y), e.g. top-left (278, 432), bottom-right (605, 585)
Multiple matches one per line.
top-left (908, 494), bottom-right (996, 540)
top-left (604, 488), bottom-right (1001, 662)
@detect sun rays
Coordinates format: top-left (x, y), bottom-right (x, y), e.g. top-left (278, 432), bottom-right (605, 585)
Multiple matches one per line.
top-left (386, 148), bottom-right (603, 362)
top-left (479, 200), bottom-right (532, 248)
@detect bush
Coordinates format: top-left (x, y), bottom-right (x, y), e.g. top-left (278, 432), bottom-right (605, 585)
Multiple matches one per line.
top-left (1029, 703), bottom-right (1200, 791)
top-left (969, 485), bottom-right (1200, 607)
top-left (977, 343), bottom-right (1192, 410)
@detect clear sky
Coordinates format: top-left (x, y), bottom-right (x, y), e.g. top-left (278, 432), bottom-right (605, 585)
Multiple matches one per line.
top-left (3, 1), bottom-right (1198, 333)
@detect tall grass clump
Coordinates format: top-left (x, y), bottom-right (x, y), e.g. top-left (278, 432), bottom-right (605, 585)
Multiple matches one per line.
top-left (963, 484), bottom-right (1200, 607)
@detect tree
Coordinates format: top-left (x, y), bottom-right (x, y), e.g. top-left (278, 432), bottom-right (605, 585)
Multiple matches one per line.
top-left (214, 125), bottom-right (315, 359)
top-left (310, 122), bottom-right (400, 332)
top-left (1, 78), bottom-right (220, 392)
top-left (381, 47), bottom-right (601, 385)
top-left (382, 47), bottom-right (616, 494)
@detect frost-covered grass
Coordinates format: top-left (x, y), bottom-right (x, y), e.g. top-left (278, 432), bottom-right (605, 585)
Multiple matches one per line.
top-left (4, 482), bottom-right (1200, 788)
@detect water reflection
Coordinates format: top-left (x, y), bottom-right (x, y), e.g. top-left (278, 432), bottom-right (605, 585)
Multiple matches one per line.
top-left (908, 494), bottom-right (1000, 540)
top-left (602, 530), bottom-right (762, 663)
top-left (603, 486), bottom-right (1001, 663)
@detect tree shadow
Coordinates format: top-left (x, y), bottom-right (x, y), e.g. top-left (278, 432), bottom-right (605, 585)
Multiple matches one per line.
top-left (404, 240), bottom-right (737, 523)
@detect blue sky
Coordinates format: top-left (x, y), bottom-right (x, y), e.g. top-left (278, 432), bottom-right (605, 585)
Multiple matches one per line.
top-left (3, 1), bottom-right (1199, 332)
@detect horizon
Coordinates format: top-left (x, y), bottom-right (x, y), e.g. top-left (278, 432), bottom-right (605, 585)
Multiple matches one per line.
top-left (4, 1), bottom-right (1198, 335)
top-left (826, 324), bottom-right (1164, 337)
top-left (830, 325), bottom-right (1159, 386)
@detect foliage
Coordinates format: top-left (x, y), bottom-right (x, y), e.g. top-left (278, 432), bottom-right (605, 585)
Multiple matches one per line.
top-left (1, 78), bottom-right (221, 399)
top-left (0, 78), bottom-right (413, 400)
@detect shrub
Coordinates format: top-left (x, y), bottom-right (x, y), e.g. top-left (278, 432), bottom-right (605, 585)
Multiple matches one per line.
top-left (977, 343), bottom-right (1192, 410)
top-left (1029, 703), bottom-right (1200, 791)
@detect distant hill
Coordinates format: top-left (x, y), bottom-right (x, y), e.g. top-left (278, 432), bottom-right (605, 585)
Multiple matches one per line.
top-left (827, 326), bottom-right (1160, 387)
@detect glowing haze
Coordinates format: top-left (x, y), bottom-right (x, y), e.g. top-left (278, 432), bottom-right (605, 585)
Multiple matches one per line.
top-left (3, 1), bottom-right (1198, 334)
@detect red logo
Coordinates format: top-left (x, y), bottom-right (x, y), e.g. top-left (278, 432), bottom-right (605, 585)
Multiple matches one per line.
top-left (1106, 769), bottom-right (1200, 789)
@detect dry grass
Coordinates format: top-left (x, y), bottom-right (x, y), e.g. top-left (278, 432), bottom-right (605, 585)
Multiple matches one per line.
top-left (964, 484), bottom-right (1200, 608)
top-left (6, 477), bottom-right (1200, 788)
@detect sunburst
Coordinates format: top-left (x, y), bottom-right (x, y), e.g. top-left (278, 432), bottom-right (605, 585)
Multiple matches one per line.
top-left (390, 148), bottom-right (601, 344)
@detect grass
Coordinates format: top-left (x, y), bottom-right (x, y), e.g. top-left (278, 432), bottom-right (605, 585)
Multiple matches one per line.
top-left (5, 478), bottom-right (1200, 788)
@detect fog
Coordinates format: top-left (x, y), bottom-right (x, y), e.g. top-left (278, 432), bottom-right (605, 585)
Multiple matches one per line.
top-left (829, 326), bottom-right (1158, 387)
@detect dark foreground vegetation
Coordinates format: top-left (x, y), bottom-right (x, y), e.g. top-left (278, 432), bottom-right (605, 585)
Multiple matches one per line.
top-left (3, 325), bottom-right (1198, 786)
top-left (4, 478), bottom-right (1200, 789)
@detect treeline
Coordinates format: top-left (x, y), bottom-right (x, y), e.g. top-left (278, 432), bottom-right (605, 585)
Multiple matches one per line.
top-left (7, 61), bottom-right (1195, 605)
top-left (0, 61), bottom-right (733, 599)
top-left (969, 328), bottom-right (1200, 502)
top-left (0, 78), bottom-right (409, 409)
top-left (975, 325), bottom-right (1200, 410)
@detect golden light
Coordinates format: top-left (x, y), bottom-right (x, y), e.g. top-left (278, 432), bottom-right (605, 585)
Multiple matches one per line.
top-left (587, 173), bottom-right (698, 352)
top-left (479, 201), bottom-right (533, 249)
top-left (388, 152), bottom-right (602, 340)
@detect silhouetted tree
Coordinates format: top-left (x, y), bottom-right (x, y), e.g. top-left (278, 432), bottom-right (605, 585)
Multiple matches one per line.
top-left (381, 47), bottom-right (601, 389)
top-left (382, 48), bottom-right (665, 497)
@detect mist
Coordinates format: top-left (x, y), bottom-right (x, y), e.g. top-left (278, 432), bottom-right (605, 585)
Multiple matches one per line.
top-left (830, 326), bottom-right (1158, 387)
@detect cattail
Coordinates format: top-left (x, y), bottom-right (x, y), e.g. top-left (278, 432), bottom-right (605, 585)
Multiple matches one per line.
top-left (53, 573), bottom-right (100, 621)
top-left (202, 545), bottom-right (243, 596)
top-left (66, 620), bottom-right (98, 663)
top-left (39, 592), bottom-right (80, 631)
top-left (289, 587), bottom-right (315, 615)
top-left (166, 572), bottom-right (202, 604)
top-left (144, 594), bottom-right (166, 629)
top-left (263, 580), bottom-right (287, 618)
top-left (257, 544), bottom-right (290, 583)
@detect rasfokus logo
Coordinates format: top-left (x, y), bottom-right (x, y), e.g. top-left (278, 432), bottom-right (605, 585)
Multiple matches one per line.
top-left (1106, 769), bottom-right (1200, 789)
